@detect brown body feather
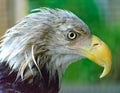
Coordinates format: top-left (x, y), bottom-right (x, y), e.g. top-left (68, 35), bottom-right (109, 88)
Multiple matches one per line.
top-left (0, 63), bottom-right (59, 93)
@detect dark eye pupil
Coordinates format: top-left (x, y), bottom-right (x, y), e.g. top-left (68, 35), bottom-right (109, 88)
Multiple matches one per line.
top-left (70, 33), bottom-right (74, 37)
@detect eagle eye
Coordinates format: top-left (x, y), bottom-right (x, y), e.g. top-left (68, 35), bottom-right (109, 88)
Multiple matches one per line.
top-left (67, 31), bottom-right (77, 40)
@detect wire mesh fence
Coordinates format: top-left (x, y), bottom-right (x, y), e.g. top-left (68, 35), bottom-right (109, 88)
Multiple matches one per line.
top-left (0, 0), bottom-right (8, 36)
top-left (60, 84), bottom-right (120, 93)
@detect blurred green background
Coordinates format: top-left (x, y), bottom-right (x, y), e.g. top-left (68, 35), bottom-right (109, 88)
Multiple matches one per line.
top-left (28, 0), bottom-right (120, 85)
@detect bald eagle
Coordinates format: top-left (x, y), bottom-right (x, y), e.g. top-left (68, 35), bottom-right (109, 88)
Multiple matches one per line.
top-left (0, 8), bottom-right (111, 93)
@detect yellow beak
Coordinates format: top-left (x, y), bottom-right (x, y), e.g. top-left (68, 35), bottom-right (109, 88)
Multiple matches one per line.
top-left (81, 35), bottom-right (112, 78)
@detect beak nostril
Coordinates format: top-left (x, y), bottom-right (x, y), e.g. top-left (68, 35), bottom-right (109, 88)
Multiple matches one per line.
top-left (93, 43), bottom-right (99, 47)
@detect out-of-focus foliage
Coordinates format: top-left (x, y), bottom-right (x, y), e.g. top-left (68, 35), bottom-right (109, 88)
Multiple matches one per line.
top-left (28, 0), bottom-right (120, 84)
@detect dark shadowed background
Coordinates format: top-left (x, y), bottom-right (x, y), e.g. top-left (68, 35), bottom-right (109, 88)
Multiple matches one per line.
top-left (0, 0), bottom-right (120, 93)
